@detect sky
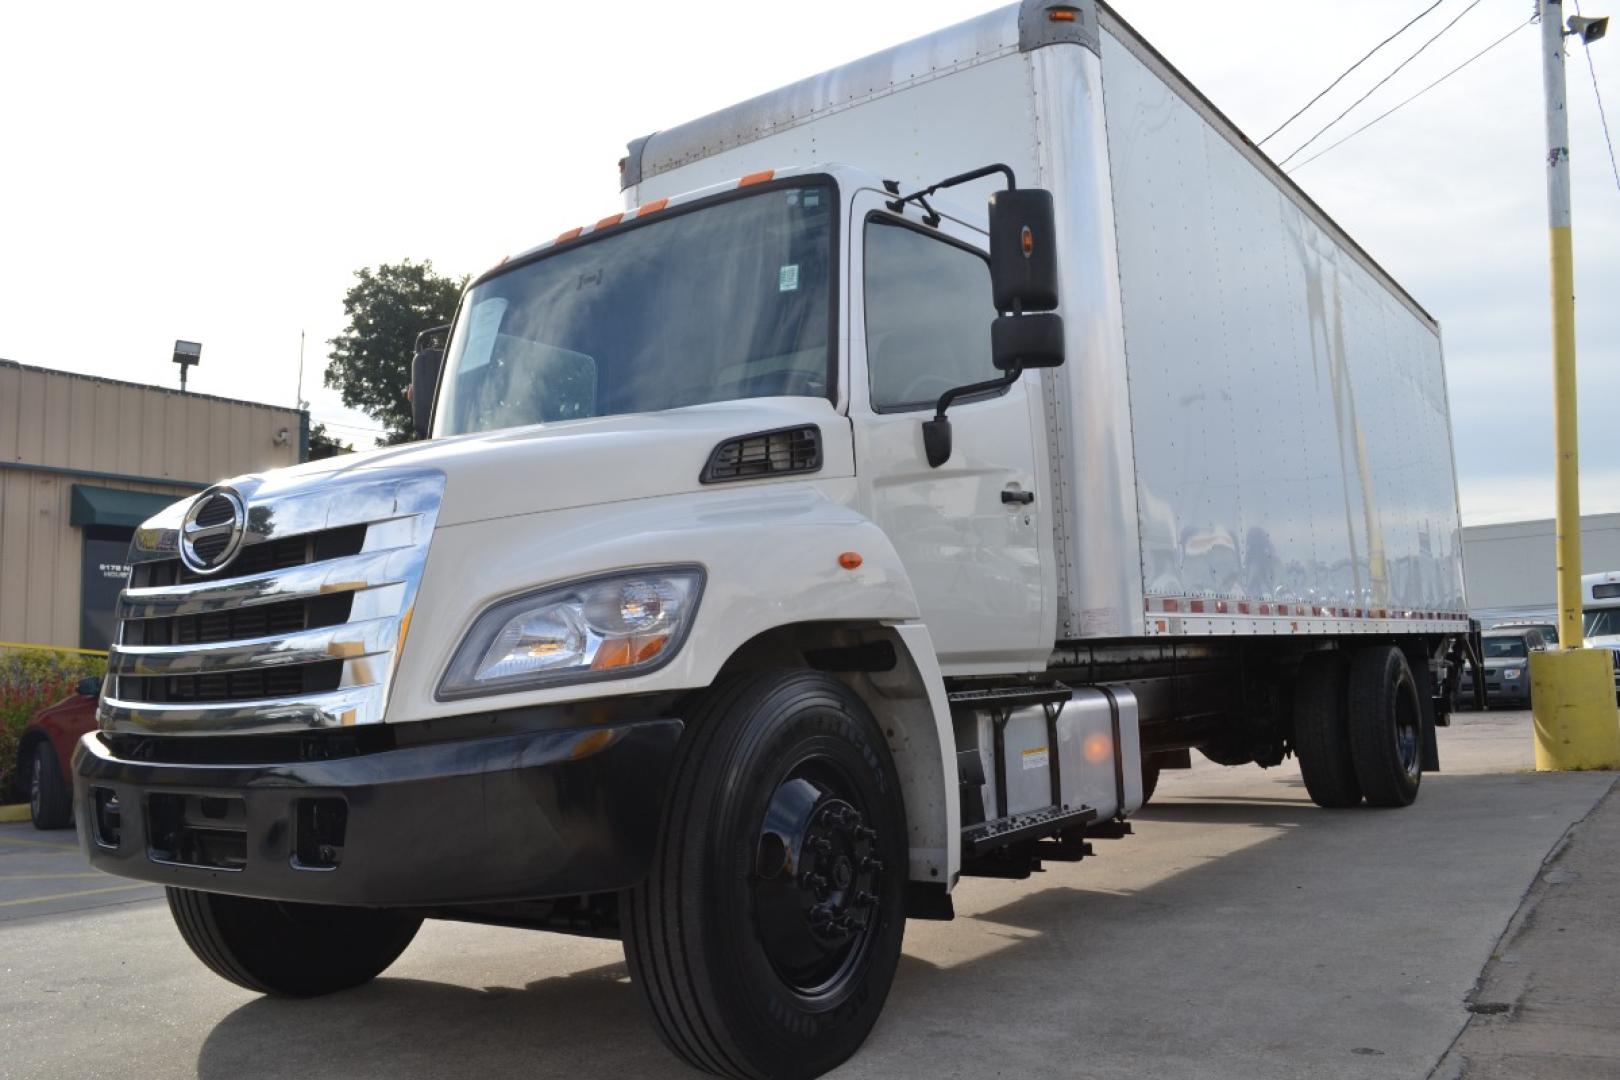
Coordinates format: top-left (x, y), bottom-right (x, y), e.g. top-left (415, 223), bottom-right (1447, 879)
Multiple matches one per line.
top-left (1, 0), bottom-right (1616, 525)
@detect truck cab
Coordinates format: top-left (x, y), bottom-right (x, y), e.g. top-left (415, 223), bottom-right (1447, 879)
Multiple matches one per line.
top-left (1581, 571), bottom-right (1620, 699)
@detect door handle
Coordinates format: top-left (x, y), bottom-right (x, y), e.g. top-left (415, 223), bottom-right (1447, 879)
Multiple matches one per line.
top-left (1001, 488), bottom-right (1035, 505)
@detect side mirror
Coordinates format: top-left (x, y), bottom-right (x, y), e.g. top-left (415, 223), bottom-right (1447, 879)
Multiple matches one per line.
top-left (410, 347), bottom-right (442, 440)
top-left (76, 676), bottom-right (102, 698)
top-left (409, 323), bottom-right (450, 440)
top-left (993, 311), bottom-right (1065, 371)
top-left (988, 187), bottom-right (1059, 314)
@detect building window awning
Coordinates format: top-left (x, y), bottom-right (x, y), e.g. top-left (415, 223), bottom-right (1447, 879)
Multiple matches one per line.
top-left (69, 485), bottom-right (184, 529)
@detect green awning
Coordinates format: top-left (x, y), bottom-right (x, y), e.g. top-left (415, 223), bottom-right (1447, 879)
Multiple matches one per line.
top-left (70, 485), bottom-right (184, 529)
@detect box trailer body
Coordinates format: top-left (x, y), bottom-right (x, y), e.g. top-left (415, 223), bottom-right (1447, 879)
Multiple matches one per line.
top-left (623, 2), bottom-right (1467, 648)
top-left (71, 3), bottom-right (1472, 1077)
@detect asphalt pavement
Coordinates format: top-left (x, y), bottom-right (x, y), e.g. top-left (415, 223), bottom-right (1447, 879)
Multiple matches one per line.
top-left (0, 709), bottom-right (1613, 1080)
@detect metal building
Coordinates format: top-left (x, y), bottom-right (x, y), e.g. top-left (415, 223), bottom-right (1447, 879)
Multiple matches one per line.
top-left (0, 360), bottom-right (307, 650)
top-left (1462, 512), bottom-right (1620, 625)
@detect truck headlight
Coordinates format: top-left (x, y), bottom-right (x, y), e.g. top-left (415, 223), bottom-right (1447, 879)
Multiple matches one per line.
top-left (438, 567), bottom-right (704, 700)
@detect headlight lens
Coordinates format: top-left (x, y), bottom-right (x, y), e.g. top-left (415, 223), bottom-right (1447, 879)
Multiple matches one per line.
top-left (439, 567), bottom-right (704, 699)
top-left (1502, 667), bottom-right (1522, 679)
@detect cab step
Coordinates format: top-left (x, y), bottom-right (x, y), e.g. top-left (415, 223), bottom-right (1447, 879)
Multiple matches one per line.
top-left (961, 803), bottom-right (1096, 858)
top-left (947, 682), bottom-right (1074, 710)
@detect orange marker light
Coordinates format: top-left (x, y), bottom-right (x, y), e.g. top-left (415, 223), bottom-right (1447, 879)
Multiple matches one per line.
top-left (1049, 8), bottom-right (1078, 21)
top-left (838, 552), bottom-right (863, 570)
top-left (1021, 225), bottom-right (1034, 256)
top-left (556, 226), bottom-right (583, 243)
top-left (739, 169), bottom-right (776, 187)
top-left (1082, 731), bottom-right (1112, 764)
top-left (595, 212), bottom-right (623, 229)
top-left (636, 197), bottom-right (669, 217)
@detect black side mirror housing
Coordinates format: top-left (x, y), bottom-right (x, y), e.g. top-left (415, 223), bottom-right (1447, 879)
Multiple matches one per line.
top-left (77, 676), bottom-right (102, 698)
top-left (992, 311), bottom-right (1065, 371)
top-left (410, 346), bottom-right (444, 440)
top-left (988, 188), bottom-right (1059, 313)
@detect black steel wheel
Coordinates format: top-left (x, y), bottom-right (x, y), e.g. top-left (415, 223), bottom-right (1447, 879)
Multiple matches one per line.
top-left (29, 743), bottom-right (73, 830)
top-left (624, 670), bottom-right (907, 1080)
top-left (1292, 651), bottom-right (1362, 808)
top-left (1347, 645), bottom-right (1423, 808)
top-left (167, 889), bottom-right (422, 996)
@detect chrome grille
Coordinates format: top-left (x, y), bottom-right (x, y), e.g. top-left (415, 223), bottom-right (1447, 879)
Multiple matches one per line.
top-left (102, 470), bottom-right (444, 735)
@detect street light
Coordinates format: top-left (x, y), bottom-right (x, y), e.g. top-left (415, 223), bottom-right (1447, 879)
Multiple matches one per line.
top-left (173, 340), bottom-right (201, 393)
top-left (1529, 1), bottom-right (1620, 770)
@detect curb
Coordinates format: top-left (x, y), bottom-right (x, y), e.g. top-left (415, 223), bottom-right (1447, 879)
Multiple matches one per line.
top-left (0, 804), bottom-right (31, 824)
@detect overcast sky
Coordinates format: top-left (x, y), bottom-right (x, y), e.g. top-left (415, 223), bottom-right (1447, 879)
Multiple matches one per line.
top-left (2, 0), bottom-right (1615, 525)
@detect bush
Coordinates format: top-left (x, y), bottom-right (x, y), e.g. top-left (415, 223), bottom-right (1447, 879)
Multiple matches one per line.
top-left (1, 647), bottom-right (106, 801)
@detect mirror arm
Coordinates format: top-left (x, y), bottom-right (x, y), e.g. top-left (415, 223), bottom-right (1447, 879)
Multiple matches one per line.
top-left (887, 162), bottom-right (1018, 214)
top-left (921, 364), bottom-right (1024, 469)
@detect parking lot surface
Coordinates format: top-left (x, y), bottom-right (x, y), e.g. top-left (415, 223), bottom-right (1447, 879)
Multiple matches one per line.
top-left (1, 710), bottom-right (1613, 1080)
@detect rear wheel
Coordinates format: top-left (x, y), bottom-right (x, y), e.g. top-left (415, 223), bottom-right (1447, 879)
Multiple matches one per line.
top-left (1292, 652), bottom-right (1362, 808)
top-left (29, 743), bottom-right (73, 830)
top-left (1347, 646), bottom-right (1423, 808)
top-left (624, 670), bottom-right (907, 1080)
top-left (1140, 760), bottom-right (1162, 806)
top-left (166, 889), bottom-right (422, 996)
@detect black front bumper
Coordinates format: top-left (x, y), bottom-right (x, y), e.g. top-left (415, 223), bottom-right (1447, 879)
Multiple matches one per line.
top-left (73, 719), bottom-right (681, 907)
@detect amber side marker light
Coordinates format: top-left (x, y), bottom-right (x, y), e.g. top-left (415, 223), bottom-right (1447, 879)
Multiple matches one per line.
top-left (739, 169), bottom-right (776, 186)
top-left (1049, 7), bottom-right (1078, 21)
top-left (838, 552), bottom-right (863, 570)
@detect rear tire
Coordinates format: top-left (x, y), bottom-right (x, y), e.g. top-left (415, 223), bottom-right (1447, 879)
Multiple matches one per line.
top-left (1292, 652), bottom-right (1362, 808)
top-left (1347, 646), bottom-right (1423, 808)
top-left (624, 670), bottom-right (907, 1080)
top-left (29, 743), bottom-right (73, 830)
top-left (1140, 760), bottom-right (1162, 806)
top-left (166, 889), bottom-right (422, 996)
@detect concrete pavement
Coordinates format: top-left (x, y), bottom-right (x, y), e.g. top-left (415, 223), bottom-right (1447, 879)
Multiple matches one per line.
top-left (0, 710), bottom-right (1612, 1080)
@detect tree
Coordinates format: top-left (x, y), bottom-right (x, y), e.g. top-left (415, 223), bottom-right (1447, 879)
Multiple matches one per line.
top-left (306, 422), bottom-right (353, 460)
top-left (325, 260), bottom-right (465, 444)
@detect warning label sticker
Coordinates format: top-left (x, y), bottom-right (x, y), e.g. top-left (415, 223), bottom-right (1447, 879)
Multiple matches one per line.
top-left (1021, 746), bottom-right (1049, 770)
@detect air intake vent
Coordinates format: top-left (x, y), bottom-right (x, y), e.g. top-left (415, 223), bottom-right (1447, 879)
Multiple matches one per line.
top-left (701, 425), bottom-right (822, 484)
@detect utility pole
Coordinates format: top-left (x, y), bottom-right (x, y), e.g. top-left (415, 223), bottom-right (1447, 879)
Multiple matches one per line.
top-left (1530, 0), bottom-right (1619, 770)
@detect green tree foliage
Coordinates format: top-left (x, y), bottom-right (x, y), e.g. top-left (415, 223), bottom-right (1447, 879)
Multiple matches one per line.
top-left (307, 422), bottom-right (353, 460)
top-left (2, 647), bottom-right (106, 799)
top-left (325, 260), bottom-right (465, 444)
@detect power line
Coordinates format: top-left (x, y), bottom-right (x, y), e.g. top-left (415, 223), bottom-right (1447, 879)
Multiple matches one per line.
top-left (1573, 0), bottom-right (1620, 194)
top-left (1287, 19), bottom-right (1532, 173)
top-left (1277, 0), bottom-right (1488, 168)
top-left (1257, 0), bottom-right (1448, 147)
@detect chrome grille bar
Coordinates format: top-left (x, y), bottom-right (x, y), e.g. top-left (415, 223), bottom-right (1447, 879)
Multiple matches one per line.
top-left (118, 548), bottom-right (415, 620)
top-left (107, 617), bottom-right (397, 677)
top-left (99, 685), bottom-right (386, 735)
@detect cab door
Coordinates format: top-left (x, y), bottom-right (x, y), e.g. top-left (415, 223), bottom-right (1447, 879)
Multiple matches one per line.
top-left (848, 191), bottom-right (1052, 674)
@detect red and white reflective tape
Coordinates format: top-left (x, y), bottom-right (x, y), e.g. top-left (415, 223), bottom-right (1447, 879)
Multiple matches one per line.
top-left (1146, 597), bottom-right (1468, 623)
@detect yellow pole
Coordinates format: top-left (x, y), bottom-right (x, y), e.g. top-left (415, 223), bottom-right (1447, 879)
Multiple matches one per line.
top-left (1530, 0), bottom-right (1620, 770)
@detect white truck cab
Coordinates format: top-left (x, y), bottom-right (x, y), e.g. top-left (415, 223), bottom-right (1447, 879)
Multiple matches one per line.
top-left (1581, 571), bottom-right (1620, 697)
top-left (74, 5), bottom-right (1473, 1078)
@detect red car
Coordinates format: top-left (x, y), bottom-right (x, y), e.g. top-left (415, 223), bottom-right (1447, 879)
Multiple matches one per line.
top-left (15, 677), bottom-right (100, 829)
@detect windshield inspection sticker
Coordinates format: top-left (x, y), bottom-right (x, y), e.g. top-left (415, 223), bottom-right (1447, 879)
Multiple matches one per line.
top-left (1021, 747), bottom-right (1049, 770)
top-left (778, 264), bottom-right (800, 292)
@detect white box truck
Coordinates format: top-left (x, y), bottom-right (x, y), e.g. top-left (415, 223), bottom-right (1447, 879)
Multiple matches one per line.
top-left (75, 2), bottom-right (1473, 1076)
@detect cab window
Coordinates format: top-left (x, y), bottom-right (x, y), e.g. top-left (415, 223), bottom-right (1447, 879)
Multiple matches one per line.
top-left (863, 217), bottom-right (995, 411)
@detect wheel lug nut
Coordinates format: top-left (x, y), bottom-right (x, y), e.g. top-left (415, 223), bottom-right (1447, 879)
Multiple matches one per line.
top-left (853, 890), bottom-right (877, 908)
top-left (859, 856), bottom-right (884, 873)
top-left (809, 836), bottom-right (832, 855)
top-left (854, 826), bottom-right (878, 841)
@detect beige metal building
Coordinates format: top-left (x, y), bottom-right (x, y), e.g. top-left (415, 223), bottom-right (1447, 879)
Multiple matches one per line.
top-left (1463, 512), bottom-right (1620, 626)
top-left (0, 360), bottom-right (307, 650)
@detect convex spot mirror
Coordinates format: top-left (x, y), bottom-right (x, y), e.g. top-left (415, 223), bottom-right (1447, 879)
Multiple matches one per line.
top-left (988, 188), bottom-right (1059, 314)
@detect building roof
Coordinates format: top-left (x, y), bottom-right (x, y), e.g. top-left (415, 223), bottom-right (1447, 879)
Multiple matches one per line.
top-left (0, 358), bottom-right (302, 415)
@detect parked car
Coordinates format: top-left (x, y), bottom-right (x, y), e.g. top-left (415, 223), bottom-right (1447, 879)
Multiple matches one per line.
top-left (1478, 628), bottom-right (1548, 708)
top-left (1492, 619), bottom-right (1559, 647)
top-left (16, 676), bottom-right (100, 829)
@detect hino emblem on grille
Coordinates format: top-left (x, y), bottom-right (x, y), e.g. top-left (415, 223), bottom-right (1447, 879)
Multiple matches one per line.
top-left (179, 488), bottom-right (247, 574)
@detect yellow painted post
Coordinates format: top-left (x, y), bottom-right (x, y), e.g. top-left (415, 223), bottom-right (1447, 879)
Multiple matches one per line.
top-left (1532, 0), bottom-right (1620, 770)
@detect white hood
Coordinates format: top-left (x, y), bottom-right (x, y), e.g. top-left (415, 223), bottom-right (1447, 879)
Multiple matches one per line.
top-left (260, 397), bottom-right (849, 527)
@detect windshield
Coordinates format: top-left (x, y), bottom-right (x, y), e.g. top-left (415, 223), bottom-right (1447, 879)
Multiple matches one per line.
top-left (435, 183), bottom-right (834, 436)
top-left (1483, 638), bottom-right (1528, 659)
top-left (1584, 608), bottom-right (1620, 638)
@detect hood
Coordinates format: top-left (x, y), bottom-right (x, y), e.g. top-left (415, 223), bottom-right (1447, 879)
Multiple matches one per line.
top-left (1481, 655), bottom-right (1527, 671)
top-left (1585, 635), bottom-right (1620, 651)
top-left (248, 398), bottom-right (850, 527)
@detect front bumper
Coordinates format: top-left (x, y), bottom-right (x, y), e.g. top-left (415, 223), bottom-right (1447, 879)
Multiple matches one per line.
top-left (73, 719), bottom-right (681, 907)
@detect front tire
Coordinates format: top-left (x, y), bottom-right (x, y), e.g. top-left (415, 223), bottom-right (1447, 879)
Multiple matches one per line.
top-left (1347, 646), bottom-right (1423, 808)
top-left (29, 743), bottom-right (73, 830)
top-left (166, 889), bottom-right (422, 997)
top-left (624, 670), bottom-right (908, 1080)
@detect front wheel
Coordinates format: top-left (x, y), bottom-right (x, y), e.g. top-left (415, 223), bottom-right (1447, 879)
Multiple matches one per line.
top-left (624, 670), bottom-right (908, 1080)
top-left (167, 889), bottom-right (422, 997)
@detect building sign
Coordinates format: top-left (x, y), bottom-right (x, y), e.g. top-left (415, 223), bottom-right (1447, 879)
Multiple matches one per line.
top-left (80, 537), bottom-right (131, 650)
